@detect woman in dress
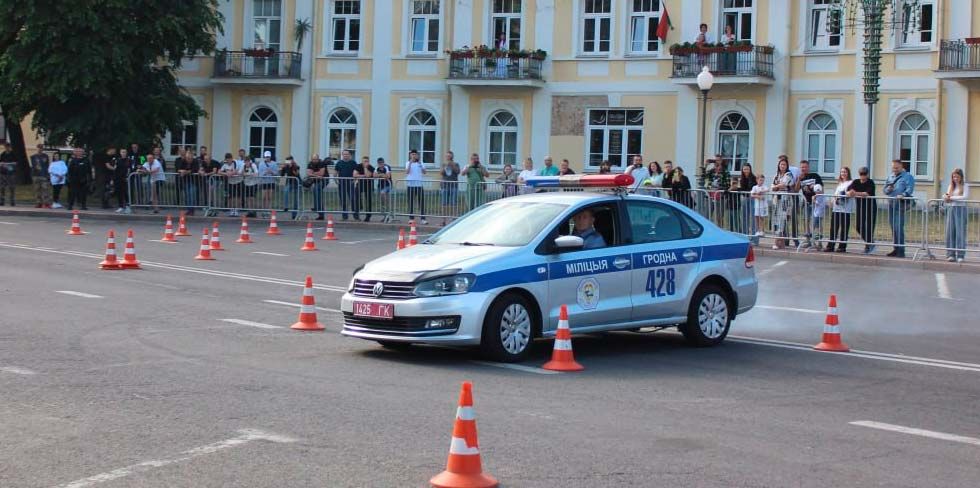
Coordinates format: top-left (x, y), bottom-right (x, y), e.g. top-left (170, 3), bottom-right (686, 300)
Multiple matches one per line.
top-left (770, 159), bottom-right (794, 249)
top-left (825, 166), bottom-right (855, 253)
top-left (943, 168), bottom-right (970, 262)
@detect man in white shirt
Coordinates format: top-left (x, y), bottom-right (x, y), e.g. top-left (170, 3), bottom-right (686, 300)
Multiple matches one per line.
top-left (140, 153), bottom-right (165, 213)
top-left (405, 149), bottom-right (427, 225)
top-left (625, 155), bottom-right (650, 190)
top-left (258, 151), bottom-right (278, 215)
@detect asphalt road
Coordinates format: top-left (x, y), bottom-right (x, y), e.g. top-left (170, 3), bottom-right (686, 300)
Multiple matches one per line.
top-left (1, 213), bottom-right (978, 487)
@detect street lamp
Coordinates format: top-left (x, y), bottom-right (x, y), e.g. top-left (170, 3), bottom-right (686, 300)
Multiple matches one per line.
top-left (696, 66), bottom-right (714, 184)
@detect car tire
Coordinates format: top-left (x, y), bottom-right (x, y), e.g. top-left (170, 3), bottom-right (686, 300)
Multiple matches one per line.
top-left (376, 340), bottom-right (413, 352)
top-left (680, 284), bottom-right (731, 347)
top-left (480, 293), bottom-right (536, 363)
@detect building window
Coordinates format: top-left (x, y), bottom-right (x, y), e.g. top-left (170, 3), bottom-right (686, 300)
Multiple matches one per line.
top-left (717, 112), bottom-right (750, 172)
top-left (898, 0), bottom-right (934, 48)
top-left (248, 107), bottom-right (278, 160)
top-left (407, 110), bottom-right (437, 166)
top-left (327, 108), bottom-right (357, 159)
top-left (330, 0), bottom-right (361, 53)
top-left (587, 109), bottom-right (643, 169)
top-left (409, 0), bottom-right (440, 53)
top-left (252, 0), bottom-right (282, 50)
top-left (629, 0), bottom-right (661, 54)
top-left (487, 111), bottom-right (518, 167)
top-left (804, 113), bottom-right (838, 175)
top-left (490, 0), bottom-right (522, 50)
top-left (582, 0), bottom-right (612, 54)
top-left (807, 0), bottom-right (841, 50)
top-left (167, 121), bottom-right (200, 158)
top-left (722, 0), bottom-right (754, 42)
top-left (897, 113), bottom-right (930, 177)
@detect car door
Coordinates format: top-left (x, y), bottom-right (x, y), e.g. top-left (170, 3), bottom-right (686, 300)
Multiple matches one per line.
top-left (543, 202), bottom-right (633, 332)
top-left (625, 200), bottom-right (703, 322)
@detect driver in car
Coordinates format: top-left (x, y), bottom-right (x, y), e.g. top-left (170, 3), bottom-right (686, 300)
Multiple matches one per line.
top-left (572, 208), bottom-right (607, 249)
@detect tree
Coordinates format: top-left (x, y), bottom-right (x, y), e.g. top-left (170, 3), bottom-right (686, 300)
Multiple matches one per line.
top-left (0, 0), bottom-right (224, 181)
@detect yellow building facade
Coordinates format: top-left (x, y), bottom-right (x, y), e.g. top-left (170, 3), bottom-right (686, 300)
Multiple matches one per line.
top-left (165, 0), bottom-right (980, 197)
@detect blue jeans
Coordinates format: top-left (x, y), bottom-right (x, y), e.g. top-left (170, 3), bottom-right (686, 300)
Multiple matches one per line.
top-left (183, 182), bottom-right (198, 209)
top-left (338, 180), bottom-right (358, 218)
top-left (889, 202), bottom-right (907, 254)
top-left (945, 206), bottom-right (967, 259)
top-left (282, 180), bottom-right (299, 217)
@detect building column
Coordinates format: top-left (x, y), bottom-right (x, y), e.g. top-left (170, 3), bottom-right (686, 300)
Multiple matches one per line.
top-left (448, 86), bottom-right (470, 157)
top-left (369, 4), bottom-right (394, 163)
top-left (675, 0), bottom-right (704, 168)
top-left (943, 0), bottom-right (973, 180)
top-left (531, 1), bottom-right (556, 165)
top-left (762, 0), bottom-right (791, 175)
top-left (212, 87), bottom-right (232, 155)
top-left (290, 0), bottom-right (315, 161)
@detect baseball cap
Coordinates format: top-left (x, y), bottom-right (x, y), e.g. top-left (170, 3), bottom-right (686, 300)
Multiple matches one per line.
top-left (263, 151), bottom-right (272, 158)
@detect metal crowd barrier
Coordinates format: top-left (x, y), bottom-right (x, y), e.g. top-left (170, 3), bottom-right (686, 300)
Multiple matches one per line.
top-left (917, 199), bottom-right (980, 261)
top-left (127, 172), bottom-right (210, 213)
top-left (204, 174), bottom-right (302, 218)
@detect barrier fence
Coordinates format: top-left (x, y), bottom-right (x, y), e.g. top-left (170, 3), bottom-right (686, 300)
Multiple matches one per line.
top-left (123, 173), bottom-right (976, 261)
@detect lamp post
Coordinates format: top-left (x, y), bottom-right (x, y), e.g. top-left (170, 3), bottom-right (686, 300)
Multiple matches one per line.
top-left (696, 66), bottom-right (715, 185)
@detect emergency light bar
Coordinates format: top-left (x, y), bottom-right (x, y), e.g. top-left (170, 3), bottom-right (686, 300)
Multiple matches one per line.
top-left (523, 174), bottom-right (635, 188)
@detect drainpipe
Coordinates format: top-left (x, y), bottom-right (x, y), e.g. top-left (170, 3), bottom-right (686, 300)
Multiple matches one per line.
top-left (307, 0), bottom-right (319, 166)
top-left (933, 0), bottom-right (945, 197)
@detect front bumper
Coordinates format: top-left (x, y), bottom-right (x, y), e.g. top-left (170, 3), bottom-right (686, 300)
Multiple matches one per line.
top-left (340, 291), bottom-right (494, 345)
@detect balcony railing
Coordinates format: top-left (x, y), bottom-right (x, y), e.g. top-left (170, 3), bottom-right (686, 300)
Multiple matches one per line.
top-left (213, 50), bottom-right (302, 80)
top-left (938, 39), bottom-right (980, 71)
top-left (448, 57), bottom-right (544, 82)
top-left (670, 45), bottom-right (775, 79)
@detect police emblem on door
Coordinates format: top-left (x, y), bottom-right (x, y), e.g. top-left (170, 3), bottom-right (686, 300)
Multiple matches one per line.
top-left (576, 277), bottom-right (600, 310)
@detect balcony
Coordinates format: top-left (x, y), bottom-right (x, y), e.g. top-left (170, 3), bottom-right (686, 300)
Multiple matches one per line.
top-left (936, 39), bottom-right (980, 81)
top-left (670, 44), bottom-right (775, 86)
top-left (447, 57), bottom-right (545, 88)
top-left (211, 50), bottom-right (303, 86)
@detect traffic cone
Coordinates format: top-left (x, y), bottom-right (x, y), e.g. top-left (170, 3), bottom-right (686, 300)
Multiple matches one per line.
top-left (814, 294), bottom-right (850, 352)
top-left (542, 305), bottom-right (584, 372)
top-left (430, 381), bottom-right (498, 488)
top-left (99, 230), bottom-right (122, 270)
top-left (396, 229), bottom-right (406, 250)
top-left (66, 211), bottom-right (87, 235)
top-left (161, 214), bottom-right (178, 243)
top-left (290, 276), bottom-right (325, 331)
top-left (236, 217), bottom-right (253, 243)
top-left (210, 221), bottom-right (224, 251)
top-left (409, 220), bottom-right (419, 247)
top-left (267, 211), bottom-right (282, 235)
top-left (120, 229), bottom-right (142, 269)
top-left (321, 214), bottom-right (338, 241)
top-left (194, 227), bottom-right (215, 260)
top-left (176, 212), bottom-right (192, 236)
top-left (300, 223), bottom-right (317, 251)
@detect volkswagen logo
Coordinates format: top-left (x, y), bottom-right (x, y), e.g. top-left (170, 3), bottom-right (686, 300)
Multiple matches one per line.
top-left (372, 281), bottom-right (385, 297)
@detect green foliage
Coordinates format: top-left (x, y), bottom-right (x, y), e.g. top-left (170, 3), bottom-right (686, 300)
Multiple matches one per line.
top-left (295, 18), bottom-right (312, 52)
top-left (0, 0), bottom-right (224, 150)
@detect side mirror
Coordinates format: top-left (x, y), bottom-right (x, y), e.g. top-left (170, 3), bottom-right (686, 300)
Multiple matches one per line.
top-left (554, 235), bottom-right (584, 250)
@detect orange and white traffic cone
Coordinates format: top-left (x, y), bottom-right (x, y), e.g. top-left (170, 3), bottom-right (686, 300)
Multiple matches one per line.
top-left (161, 214), bottom-right (178, 243)
top-left (66, 211), bottom-right (87, 235)
top-left (99, 230), bottom-right (122, 270)
top-left (290, 276), bottom-right (325, 331)
top-left (120, 229), bottom-right (142, 270)
top-left (236, 217), bottom-right (253, 243)
top-left (176, 212), bottom-right (191, 236)
top-left (409, 220), bottom-right (419, 247)
top-left (396, 229), bottom-right (406, 250)
top-left (430, 381), bottom-right (498, 488)
top-left (210, 221), bottom-right (224, 251)
top-left (266, 211), bottom-right (282, 235)
top-left (194, 227), bottom-right (215, 261)
top-left (300, 223), bottom-right (317, 251)
top-left (321, 215), bottom-right (338, 241)
top-left (814, 294), bottom-right (850, 352)
top-left (542, 304), bottom-right (584, 372)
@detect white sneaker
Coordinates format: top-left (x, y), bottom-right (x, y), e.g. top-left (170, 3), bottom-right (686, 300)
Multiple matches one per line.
top-left (123, 207), bottom-right (132, 215)
top-left (957, 258), bottom-right (964, 263)
top-left (421, 218), bottom-right (428, 225)
top-left (947, 256), bottom-right (956, 262)
top-left (52, 202), bottom-right (63, 209)
top-left (115, 208), bottom-right (124, 213)
top-left (755, 231), bottom-right (764, 237)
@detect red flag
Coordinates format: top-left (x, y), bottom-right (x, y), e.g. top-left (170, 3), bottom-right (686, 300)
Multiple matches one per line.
top-left (657, 3), bottom-right (673, 43)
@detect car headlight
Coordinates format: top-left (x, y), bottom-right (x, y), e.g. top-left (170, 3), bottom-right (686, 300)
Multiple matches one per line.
top-left (413, 274), bottom-right (476, 297)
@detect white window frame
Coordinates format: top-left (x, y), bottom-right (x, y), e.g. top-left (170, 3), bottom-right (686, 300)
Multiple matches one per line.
top-left (250, 0), bottom-right (283, 50)
top-left (165, 121), bottom-right (201, 159)
top-left (585, 109), bottom-right (644, 171)
top-left (803, 112), bottom-right (840, 176)
top-left (580, 0), bottom-right (612, 55)
top-left (486, 110), bottom-right (519, 168)
top-left (806, 0), bottom-right (841, 52)
top-left (407, 0), bottom-right (441, 55)
top-left (896, 0), bottom-right (935, 49)
top-left (895, 112), bottom-right (932, 179)
top-left (327, 0), bottom-right (362, 54)
top-left (406, 110), bottom-right (438, 167)
top-left (720, 0), bottom-right (755, 43)
top-left (327, 108), bottom-right (358, 159)
top-left (247, 107), bottom-right (279, 161)
top-left (628, 0), bottom-right (662, 56)
top-left (489, 0), bottom-right (523, 50)
top-left (716, 112), bottom-right (751, 173)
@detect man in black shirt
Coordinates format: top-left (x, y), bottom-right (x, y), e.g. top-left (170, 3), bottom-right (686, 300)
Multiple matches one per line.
top-left (848, 166), bottom-right (877, 254)
top-left (30, 145), bottom-right (51, 208)
top-left (354, 156), bottom-right (375, 222)
top-left (66, 148), bottom-right (93, 210)
top-left (306, 154), bottom-right (327, 220)
top-left (176, 149), bottom-right (200, 215)
top-left (111, 148), bottom-right (135, 213)
top-left (279, 156), bottom-right (301, 218)
top-left (96, 147), bottom-right (117, 208)
top-left (334, 150), bottom-right (359, 220)
top-left (0, 143), bottom-right (17, 206)
top-left (797, 160), bottom-right (824, 249)
top-left (195, 146), bottom-right (220, 212)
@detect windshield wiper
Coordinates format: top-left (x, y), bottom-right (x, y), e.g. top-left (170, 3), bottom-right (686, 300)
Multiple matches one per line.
top-left (460, 242), bottom-right (495, 246)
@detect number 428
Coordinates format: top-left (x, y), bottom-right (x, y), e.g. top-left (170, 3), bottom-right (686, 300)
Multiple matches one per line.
top-left (645, 268), bottom-right (676, 298)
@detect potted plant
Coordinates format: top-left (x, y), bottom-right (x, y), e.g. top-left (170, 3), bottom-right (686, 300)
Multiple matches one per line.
top-left (295, 18), bottom-right (312, 52)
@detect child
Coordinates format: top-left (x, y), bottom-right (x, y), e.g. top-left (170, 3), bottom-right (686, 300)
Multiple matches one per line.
top-left (810, 183), bottom-right (827, 251)
top-left (750, 174), bottom-right (768, 237)
top-left (49, 154), bottom-right (68, 209)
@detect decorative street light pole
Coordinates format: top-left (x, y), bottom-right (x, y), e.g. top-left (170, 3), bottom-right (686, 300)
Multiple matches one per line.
top-left (697, 66), bottom-right (715, 185)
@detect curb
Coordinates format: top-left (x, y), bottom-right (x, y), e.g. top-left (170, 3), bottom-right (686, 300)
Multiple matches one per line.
top-left (754, 246), bottom-right (979, 273)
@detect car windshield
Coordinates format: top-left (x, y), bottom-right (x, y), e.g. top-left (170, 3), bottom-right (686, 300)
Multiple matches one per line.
top-left (428, 201), bottom-right (568, 247)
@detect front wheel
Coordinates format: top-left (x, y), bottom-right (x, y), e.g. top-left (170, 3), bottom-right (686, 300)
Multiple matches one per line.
top-left (680, 284), bottom-right (731, 347)
top-left (480, 293), bottom-right (535, 363)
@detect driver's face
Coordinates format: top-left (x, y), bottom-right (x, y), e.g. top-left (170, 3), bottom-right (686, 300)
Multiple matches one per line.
top-left (573, 211), bottom-right (594, 232)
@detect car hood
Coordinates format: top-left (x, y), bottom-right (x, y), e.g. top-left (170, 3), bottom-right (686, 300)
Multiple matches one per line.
top-left (357, 244), bottom-right (514, 281)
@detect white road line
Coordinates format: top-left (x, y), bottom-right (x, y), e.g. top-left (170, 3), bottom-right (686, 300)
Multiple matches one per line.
top-left (470, 361), bottom-right (560, 375)
top-left (338, 238), bottom-right (392, 245)
top-left (263, 299), bottom-right (342, 314)
top-left (850, 421), bottom-right (980, 447)
top-left (754, 305), bottom-right (824, 314)
top-left (54, 429), bottom-right (297, 488)
top-left (0, 221), bottom-right (20, 225)
top-left (219, 318), bottom-right (283, 330)
top-left (756, 260), bottom-right (788, 277)
top-left (55, 290), bottom-right (104, 299)
top-left (1, 366), bottom-right (38, 375)
top-left (935, 273), bottom-right (953, 300)
top-left (252, 251), bottom-right (290, 257)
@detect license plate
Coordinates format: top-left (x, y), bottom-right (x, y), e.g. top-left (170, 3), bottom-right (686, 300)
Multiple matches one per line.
top-left (353, 301), bottom-right (394, 320)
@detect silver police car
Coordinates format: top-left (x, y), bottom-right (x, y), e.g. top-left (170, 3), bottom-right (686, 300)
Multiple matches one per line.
top-left (341, 190), bottom-right (758, 362)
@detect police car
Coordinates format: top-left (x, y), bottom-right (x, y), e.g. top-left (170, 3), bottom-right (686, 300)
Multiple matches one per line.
top-left (341, 174), bottom-right (758, 362)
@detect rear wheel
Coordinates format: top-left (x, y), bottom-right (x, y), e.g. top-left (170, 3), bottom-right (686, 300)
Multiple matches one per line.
top-left (376, 340), bottom-right (413, 351)
top-left (680, 284), bottom-right (731, 347)
top-left (480, 293), bottom-right (535, 363)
